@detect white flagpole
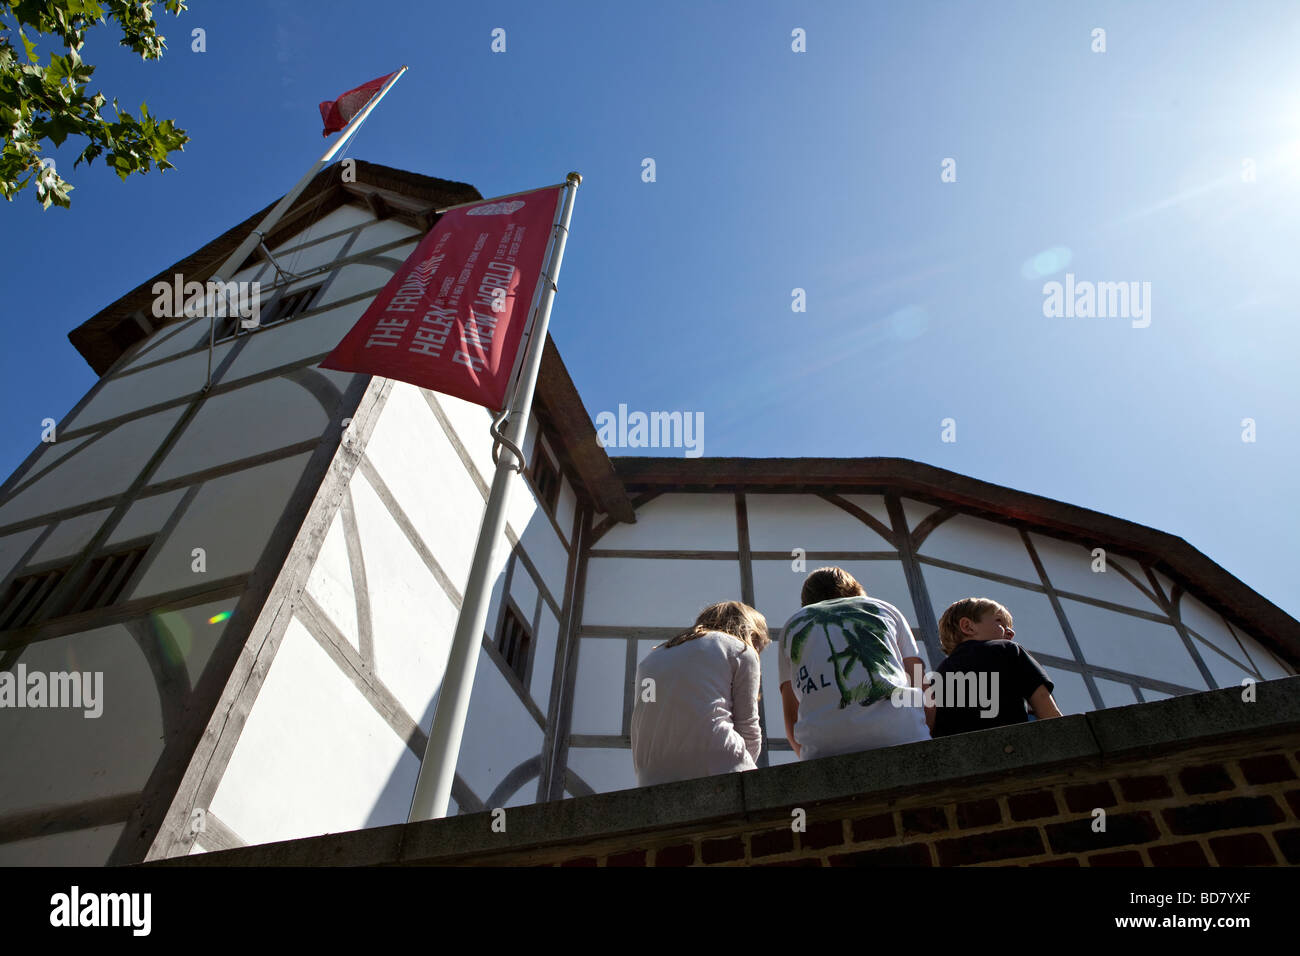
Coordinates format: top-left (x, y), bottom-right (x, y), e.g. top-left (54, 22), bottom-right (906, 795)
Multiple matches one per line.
top-left (407, 172), bottom-right (582, 823)
top-left (199, 66), bottom-right (409, 390)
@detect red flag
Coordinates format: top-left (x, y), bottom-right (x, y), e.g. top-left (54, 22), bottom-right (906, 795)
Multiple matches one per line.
top-left (319, 71), bottom-right (395, 136)
top-left (321, 185), bottom-right (564, 410)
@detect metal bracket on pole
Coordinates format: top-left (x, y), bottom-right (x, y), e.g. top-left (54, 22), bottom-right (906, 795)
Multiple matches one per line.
top-left (253, 230), bottom-right (305, 284)
top-left (490, 408), bottom-right (526, 473)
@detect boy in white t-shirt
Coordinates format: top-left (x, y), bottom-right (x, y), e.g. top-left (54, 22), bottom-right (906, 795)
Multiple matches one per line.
top-left (779, 567), bottom-right (929, 760)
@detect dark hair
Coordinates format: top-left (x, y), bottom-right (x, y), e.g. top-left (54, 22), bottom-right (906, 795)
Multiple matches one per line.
top-left (800, 566), bottom-right (866, 606)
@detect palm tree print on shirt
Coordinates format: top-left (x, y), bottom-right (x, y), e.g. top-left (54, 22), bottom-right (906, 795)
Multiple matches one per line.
top-left (785, 600), bottom-right (908, 709)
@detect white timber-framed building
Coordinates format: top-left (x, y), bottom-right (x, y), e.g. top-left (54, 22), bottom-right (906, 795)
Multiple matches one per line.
top-left (1, 161), bottom-right (1296, 865)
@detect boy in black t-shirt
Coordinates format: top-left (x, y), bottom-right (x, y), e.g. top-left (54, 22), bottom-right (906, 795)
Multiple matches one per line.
top-left (928, 598), bottom-right (1062, 738)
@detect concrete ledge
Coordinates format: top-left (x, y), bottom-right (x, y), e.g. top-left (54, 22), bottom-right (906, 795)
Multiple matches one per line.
top-left (143, 675), bottom-right (1300, 867)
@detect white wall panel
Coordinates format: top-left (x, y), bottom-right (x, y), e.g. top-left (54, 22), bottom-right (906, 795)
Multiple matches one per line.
top-left (28, 510), bottom-right (110, 564)
top-left (1234, 631), bottom-right (1292, 679)
top-left (68, 342), bottom-right (238, 429)
top-left (363, 381), bottom-right (487, 596)
top-left (122, 316), bottom-right (208, 368)
top-left (1093, 676), bottom-right (1140, 708)
top-left (153, 378), bottom-right (328, 482)
top-left (305, 509), bottom-right (359, 653)
top-left (746, 493), bottom-right (892, 551)
top-left (147, 597), bottom-right (239, 688)
top-left (599, 494), bottom-right (737, 551)
top-left (354, 218), bottom-right (420, 249)
top-left (839, 494), bottom-right (892, 530)
top-left (350, 470), bottom-right (462, 727)
top-left (0, 823), bottom-right (126, 866)
top-left (1196, 639), bottom-right (1261, 689)
top-left (918, 514), bottom-right (1038, 582)
top-left (920, 566), bottom-right (1073, 659)
top-left (129, 453), bottom-right (310, 599)
top-left (1046, 669), bottom-right (1092, 715)
top-left (106, 489), bottom-right (185, 547)
top-left (456, 648), bottom-right (543, 805)
top-left (0, 406), bottom-right (187, 526)
top-left (529, 605), bottom-right (560, 712)
top-left (513, 497), bottom-right (569, 604)
top-left (222, 300), bottom-right (372, 380)
top-left (1029, 532), bottom-right (1162, 612)
top-left (261, 234), bottom-right (350, 277)
top-left (900, 498), bottom-right (938, 534)
top-left (0, 527), bottom-right (43, 581)
top-left (569, 638), bottom-right (626, 735)
top-left (583, 558), bottom-right (742, 627)
top-left (565, 747), bottom-right (637, 795)
top-left (0, 624), bottom-right (163, 810)
top-left (1058, 597), bottom-right (1207, 688)
top-left (6, 434), bottom-right (94, 486)
top-left (313, 255), bottom-right (413, 310)
top-left (555, 478), bottom-right (577, 546)
top-left (209, 617), bottom-right (419, 845)
top-left (507, 560), bottom-right (539, 624)
top-left (1178, 592), bottom-right (1252, 670)
top-left (428, 392), bottom-right (495, 488)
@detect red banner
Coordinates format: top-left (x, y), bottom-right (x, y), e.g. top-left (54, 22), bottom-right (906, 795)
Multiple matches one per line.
top-left (320, 185), bottom-right (563, 410)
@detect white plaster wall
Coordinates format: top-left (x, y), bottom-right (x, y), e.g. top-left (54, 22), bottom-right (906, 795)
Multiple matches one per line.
top-left (746, 493), bottom-right (893, 551)
top-left (598, 494), bottom-right (737, 551)
top-left (66, 341), bottom-right (238, 430)
top-left (352, 218), bottom-right (421, 249)
top-left (0, 624), bottom-right (164, 811)
top-left (5, 434), bottom-right (94, 487)
top-left (304, 509), bottom-right (359, 653)
top-left (1045, 669), bottom-right (1093, 715)
top-left (426, 392), bottom-right (495, 488)
top-left (209, 617), bottom-right (420, 845)
top-left (1178, 592), bottom-right (1254, 673)
top-left (349, 469), bottom-right (463, 727)
top-left (152, 378), bottom-right (330, 482)
top-left (1058, 597), bottom-right (1207, 689)
top-left (900, 498), bottom-right (937, 534)
top-left (840, 494), bottom-right (893, 530)
top-left (918, 514), bottom-right (1040, 582)
top-left (105, 489), bottom-right (186, 547)
top-left (260, 234), bottom-right (350, 278)
top-left (555, 478), bottom-right (577, 545)
top-left (0, 406), bottom-right (187, 527)
top-left (919, 565), bottom-right (1074, 660)
top-left (569, 637), bottom-right (626, 736)
top-left (128, 453), bottom-right (312, 599)
top-left (28, 509), bottom-right (111, 564)
top-left (507, 561), bottom-right (540, 623)
top-left (363, 381), bottom-right (489, 597)
top-left (1093, 676), bottom-right (1140, 708)
top-left (312, 255), bottom-right (414, 311)
top-left (1028, 532), bottom-right (1164, 612)
top-left (223, 301), bottom-right (375, 380)
top-left (529, 605), bottom-right (560, 713)
top-left (565, 747), bottom-right (637, 795)
top-left (1234, 629), bottom-right (1292, 680)
top-left (0, 823), bottom-right (126, 866)
top-left (456, 648), bottom-right (544, 806)
top-left (0, 527), bottom-right (43, 581)
top-left (583, 558), bottom-right (743, 627)
top-left (144, 597), bottom-right (240, 689)
top-left (512, 491), bottom-right (569, 604)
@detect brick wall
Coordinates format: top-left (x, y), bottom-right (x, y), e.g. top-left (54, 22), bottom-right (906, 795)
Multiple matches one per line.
top-left (154, 677), bottom-right (1300, 868)
top-left (522, 738), bottom-right (1299, 867)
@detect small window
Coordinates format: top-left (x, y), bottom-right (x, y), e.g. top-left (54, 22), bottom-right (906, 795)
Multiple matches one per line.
top-left (0, 542), bottom-right (151, 631)
top-left (531, 447), bottom-right (560, 516)
top-left (496, 602), bottom-right (532, 684)
top-left (217, 282), bottom-right (324, 340)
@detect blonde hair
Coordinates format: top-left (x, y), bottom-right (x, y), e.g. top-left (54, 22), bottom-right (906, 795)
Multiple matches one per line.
top-left (800, 567), bottom-right (866, 607)
top-left (661, 601), bottom-right (770, 654)
top-left (938, 598), bottom-right (1013, 655)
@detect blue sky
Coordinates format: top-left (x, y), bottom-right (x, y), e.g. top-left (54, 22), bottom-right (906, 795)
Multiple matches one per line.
top-left (3, 1), bottom-right (1299, 620)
